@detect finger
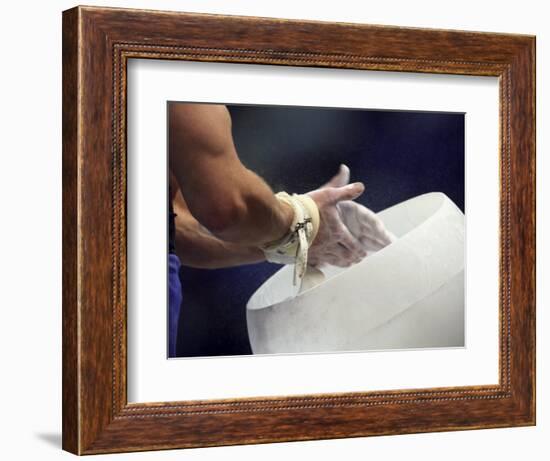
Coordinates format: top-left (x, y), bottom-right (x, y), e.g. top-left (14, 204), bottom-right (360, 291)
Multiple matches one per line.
top-left (325, 254), bottom-right (341, 266)
top-left (322, 164), bottom-right (350, 188)
top-left (324, 247), bottom-right (363, 267)
top-left (326, 254), bottom-right (354, 268)
top-left (367, 221), bottom-right (396, 246)
top-left (358, 235), bottom-right (386, 252)
top-left (354, 219), bottom-right (395, 247)
top-left (336, 242), bottom-right (358, 261)
top-left (328, 182), bottom-right (365, 204)
top-left (352, 223), bottom-right (395, 248)
top-left (354, 204), bottom-right (380, 227)
top-left (340, 201), bottom-right (382, 232)
top-left (344, 202), bottom-right (395, 245)
top-left (378, 229), bottom-right (396, 246)
top-left (338, 224), bottom-right (368, 259)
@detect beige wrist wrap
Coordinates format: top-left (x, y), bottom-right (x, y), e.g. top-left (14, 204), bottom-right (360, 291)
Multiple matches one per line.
top-left (261, 192), bottom-right (320, 288)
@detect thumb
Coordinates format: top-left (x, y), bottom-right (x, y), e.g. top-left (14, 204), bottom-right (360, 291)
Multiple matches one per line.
top-left (323, 164), bottom-right (350, 188)
top-left (329, 182), bottom-right (365, 204)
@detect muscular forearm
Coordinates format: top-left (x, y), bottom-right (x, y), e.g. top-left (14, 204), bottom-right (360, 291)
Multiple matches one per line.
top-left (206, 163), bottom-right (294, 245)
top-left (173, 202), bottom-right (265, 269)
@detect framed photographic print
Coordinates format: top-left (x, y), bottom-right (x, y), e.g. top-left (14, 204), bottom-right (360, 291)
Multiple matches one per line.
top-left (62, 5), bottom-right (535, 455)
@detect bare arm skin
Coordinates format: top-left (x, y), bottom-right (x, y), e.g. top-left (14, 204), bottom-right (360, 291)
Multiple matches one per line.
top-left (169, 103), bottom-right (293, 246)
top-left (172, 186), bottom-right (265, 269)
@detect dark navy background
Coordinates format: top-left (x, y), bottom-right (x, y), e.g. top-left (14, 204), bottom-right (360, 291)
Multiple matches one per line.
top-left (175, 104), bottom-right (464, 358)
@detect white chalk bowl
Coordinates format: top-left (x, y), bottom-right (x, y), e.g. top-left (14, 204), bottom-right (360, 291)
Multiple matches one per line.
top-left (246, 192), bottom-right (465, 354)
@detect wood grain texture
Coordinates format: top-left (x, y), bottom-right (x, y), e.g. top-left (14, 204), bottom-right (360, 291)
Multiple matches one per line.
top-left (62, 7), bottom-right (80, 454)
top-left (62, 5), bottom-right (536, 455)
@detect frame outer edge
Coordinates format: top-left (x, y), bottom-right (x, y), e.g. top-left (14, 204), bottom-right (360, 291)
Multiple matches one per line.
top-left (531, 36), bottom-right (537, 425)
top-left (504, 37), bottom-right (536, 423)
top-left (62, 6), bottom-right (81, 456)
top-left (76, 5), bottom-right (120, 453)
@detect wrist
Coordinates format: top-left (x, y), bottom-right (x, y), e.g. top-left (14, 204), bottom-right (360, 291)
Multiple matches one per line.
top-left (260, 192), bottom-right (320, 287)
top-left (278, 199), bottom-right (295, 237)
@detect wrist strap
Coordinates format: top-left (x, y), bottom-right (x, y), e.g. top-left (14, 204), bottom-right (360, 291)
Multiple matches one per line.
top-left (261, 192), bottom-right (320, 289)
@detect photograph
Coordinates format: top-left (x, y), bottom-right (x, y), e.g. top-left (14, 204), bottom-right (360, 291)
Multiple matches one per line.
top-left (167, 102), bottom-right (465, 358)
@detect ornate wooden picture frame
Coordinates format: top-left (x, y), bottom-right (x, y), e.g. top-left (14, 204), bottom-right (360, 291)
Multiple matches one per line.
top-left (62, 5), bottom-right (535, 455)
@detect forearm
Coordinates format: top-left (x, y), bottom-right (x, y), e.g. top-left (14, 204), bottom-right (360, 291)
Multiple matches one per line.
top-left (174, 208), bottom-right (265, 269)
top-left (205, 162), bottom-right (294, 245)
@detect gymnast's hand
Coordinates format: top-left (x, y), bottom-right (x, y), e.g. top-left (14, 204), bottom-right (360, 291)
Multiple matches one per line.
top-left (330, 165), bottom-right (396, 253)
top-left (306, 176), bottom-right (366, 268)
top-left (307, 165), bottom-right (395, 268)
